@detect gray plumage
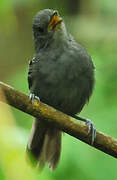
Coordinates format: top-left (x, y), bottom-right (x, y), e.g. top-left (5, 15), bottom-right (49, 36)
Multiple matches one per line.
top-left (26, 9), bottom-right (95, 171)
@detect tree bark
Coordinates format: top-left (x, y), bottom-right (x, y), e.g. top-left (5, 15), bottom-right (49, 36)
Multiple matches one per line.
top-left (0, 81), bottom-right (117, 158)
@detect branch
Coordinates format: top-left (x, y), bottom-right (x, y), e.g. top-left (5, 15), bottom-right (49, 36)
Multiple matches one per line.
top-left (0, 81), bottom-right (117, 158)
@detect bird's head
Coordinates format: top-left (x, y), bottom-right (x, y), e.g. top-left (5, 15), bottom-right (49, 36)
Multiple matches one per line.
top-left (32, 9), bottom-right (67, 51)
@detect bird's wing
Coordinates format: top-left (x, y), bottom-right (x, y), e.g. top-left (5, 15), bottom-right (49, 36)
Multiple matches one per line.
top-left (28, 57), bottom-right (39, 90)
top-left (28, 60), bottom-right (33, 90)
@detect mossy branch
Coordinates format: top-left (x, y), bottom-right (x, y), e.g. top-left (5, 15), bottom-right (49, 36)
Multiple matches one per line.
top-left (0, 81), bottom-right (117, 158)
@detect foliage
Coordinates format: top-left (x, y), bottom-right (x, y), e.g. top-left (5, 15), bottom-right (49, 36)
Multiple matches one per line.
top-left (0, 0), bottom-right (117, 179)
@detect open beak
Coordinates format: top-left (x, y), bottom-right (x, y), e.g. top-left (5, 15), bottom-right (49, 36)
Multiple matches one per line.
top-left (48, 11), bottom-right (62, 30)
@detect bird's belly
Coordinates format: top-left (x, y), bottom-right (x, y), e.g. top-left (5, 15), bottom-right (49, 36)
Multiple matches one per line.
top-left (32, 61), bottom-right (93, 115)
top-left (34, 78), bottom-right (87, 115)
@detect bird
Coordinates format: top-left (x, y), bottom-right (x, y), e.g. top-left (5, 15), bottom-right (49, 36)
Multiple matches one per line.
top-left (26, 9), bottom-right (96, 171)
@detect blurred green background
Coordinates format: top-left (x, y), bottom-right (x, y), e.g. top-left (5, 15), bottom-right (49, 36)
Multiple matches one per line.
top-left (0, 0), bottom-right (117, 179)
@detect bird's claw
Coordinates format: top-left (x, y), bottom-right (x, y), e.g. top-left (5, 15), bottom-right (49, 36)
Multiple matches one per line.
top-left (85, 119), bottom-right (96, 145)
top-left (73, 115), bottom-right (96, 145)
top-left (29, 93), bottom-right (40, 103)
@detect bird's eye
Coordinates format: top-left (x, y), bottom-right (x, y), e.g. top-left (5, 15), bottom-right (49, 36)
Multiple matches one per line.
top-left (32, 24), bottom-right (44, 34)
top-left (38, 27), bottom-right (44, 33)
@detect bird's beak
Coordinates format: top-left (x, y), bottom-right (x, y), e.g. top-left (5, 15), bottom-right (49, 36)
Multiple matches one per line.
top-left (48, 11), bottom-right (62, 30)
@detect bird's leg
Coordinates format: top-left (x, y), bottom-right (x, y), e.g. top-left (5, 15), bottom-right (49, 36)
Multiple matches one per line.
top-left (73, 115), bottom-right (96, 145)
top-left (29, 93), bottom-right (40, 103)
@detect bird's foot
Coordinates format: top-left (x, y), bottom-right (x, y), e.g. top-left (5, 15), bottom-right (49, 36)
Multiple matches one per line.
top-left (29, 93), bottom-right (40, 104)
top-left (85, 119), bottom-right (96, 145)
top-left (73, 115), bottom-right (96, 145)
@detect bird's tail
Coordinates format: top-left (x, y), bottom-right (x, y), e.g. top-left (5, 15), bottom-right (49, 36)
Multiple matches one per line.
top-left (26, 118), bottom-right (61, 171)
